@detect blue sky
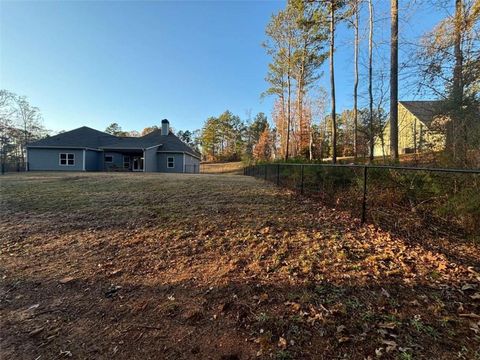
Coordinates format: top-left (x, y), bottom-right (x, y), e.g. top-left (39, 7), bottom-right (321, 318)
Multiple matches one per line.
top-left (1, 1), bottom-right (446, 133)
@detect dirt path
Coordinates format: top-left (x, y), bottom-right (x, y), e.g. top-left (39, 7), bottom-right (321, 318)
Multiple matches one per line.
top-left (1, 172), bottom-right (479, 359)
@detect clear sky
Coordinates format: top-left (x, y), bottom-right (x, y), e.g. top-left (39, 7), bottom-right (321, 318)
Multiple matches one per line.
top-left (0, 0), bottom-right (447, 133)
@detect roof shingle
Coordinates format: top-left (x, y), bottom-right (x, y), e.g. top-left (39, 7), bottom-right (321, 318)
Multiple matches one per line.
top-left (28, 126), bottom-right (201, 158)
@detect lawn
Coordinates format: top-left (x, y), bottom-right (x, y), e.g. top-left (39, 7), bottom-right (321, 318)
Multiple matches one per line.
top-left (1, 172), bottom-right (479, 359)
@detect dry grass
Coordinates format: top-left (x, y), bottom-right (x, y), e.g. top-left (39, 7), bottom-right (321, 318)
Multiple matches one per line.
top-left (200, 161), bottom-right (244, 174)
top-left (1, 172), bottom-right (479, 360)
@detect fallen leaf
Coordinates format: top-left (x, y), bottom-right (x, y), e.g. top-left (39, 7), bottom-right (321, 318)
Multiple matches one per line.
top-left (470, 293), bottom-right (480, 300)
top-left (459, 313), bottom-right (480, 319)
top-left (59, 277), bottom-right (74, 284)
top-left (28, 327), bottom-right (44, 336)
top-left (278, 337), bottom-right (287, 350)
top-left (378, 322), bottom-right (396, 329)
top-left (381, 340), bottom-right (397, 352)
top-left (338, 336), bottom-right (350, 343)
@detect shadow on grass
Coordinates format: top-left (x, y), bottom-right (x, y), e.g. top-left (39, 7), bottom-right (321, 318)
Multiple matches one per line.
top-left (1, 274), bottom-right (477, 360)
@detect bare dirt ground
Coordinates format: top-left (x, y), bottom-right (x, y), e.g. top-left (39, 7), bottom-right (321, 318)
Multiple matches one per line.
top-left (1, 172), bottom-right (479, 360)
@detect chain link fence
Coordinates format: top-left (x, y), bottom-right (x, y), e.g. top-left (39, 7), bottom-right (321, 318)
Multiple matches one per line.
top-left (244, 163), bottom-right (480, 238)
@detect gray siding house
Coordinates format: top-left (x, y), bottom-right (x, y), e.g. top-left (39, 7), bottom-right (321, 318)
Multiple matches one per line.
top-left (27, 119), bottom-right (201, 173)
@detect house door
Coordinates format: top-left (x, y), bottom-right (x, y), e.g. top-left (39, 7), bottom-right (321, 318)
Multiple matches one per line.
top-left (132, 156), bottom-right (144, 172)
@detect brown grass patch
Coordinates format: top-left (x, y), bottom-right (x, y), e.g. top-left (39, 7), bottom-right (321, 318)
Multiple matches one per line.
top-left (1, 172), bottom-right (479, 359)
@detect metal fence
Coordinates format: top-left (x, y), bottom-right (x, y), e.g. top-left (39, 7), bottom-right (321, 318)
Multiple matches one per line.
top-left (244, 163), bottom-right (480, 237)
top-left (1, 162), bottom-right (26, 174)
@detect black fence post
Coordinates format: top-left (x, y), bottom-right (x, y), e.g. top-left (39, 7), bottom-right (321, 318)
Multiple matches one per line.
top-left (276, 164), bottom-right (280, 186)
top-left (264, 164), bottom-right (267, 181)
top-left (361, 165), bottom-right (368, 224)
top-left (300, 164), bottom-right (304, 195)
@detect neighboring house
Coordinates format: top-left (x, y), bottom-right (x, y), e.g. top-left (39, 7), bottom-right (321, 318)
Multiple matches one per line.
top-left (374, 101), bottom-right (446, 157)
top-left (26, 119), bottom-right (201, 173)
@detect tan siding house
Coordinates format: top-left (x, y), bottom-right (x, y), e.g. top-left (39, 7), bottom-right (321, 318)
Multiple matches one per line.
top-left (374, 101), bottom-right (446, 157)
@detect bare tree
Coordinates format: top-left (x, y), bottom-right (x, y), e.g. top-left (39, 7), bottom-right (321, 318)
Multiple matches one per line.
top-left (368, 0), bottom-right (374, 162)
top-left (0, 90), bottom-right (16, 173)
top-left (329, 0), bottom-right (337, 163)
top-left (353, 0), bottom-right (360, 161)
top-left (15, 96), bottom-right (44, 169)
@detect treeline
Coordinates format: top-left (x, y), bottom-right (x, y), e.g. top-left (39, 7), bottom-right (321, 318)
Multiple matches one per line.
top-left (261, 0), bottom-right (479, 166)
top-left (196, 0), bottom-right (478, 166)
top-left (0, 90), bottom-right (48, 170)
top-left (198, 111), bottom-right (269, 162)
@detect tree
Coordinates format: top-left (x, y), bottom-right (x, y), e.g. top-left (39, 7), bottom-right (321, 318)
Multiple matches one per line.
top-left (177, 130), bottom-right (200, 148)
top-left (264, 6), bottom-right (296, 160)
top-left (389, 0), bottom-right (399, 160)
top-left (245, 112), bottom-right (269, 159)
top-left (141, 125), bottom-right (159, 136)
top-left (199, 111), bottom-right (245, 161)
top-left (368, 0), bottom-right (374, 162)
top-left (0, 90), bottom-right (16, 172)
top-left (250, 112), bottom-right (269, 142)
top-left (15, 96), bottom-right (44, 167)
top-left (105, 123), bottom-right (128, 136)
top-left (328, 0), bottom-right (341, 163)
top-left (0, 90), bottom-right (47, 171)
top-left (352, 0), bottom-right (360, 160)
top-left (417, 0), bottom-right (479, 166)
top-left (290, 0), bottom-right (328, 158)
top-left (200, 117), bottom-right (220, 161)
top-left (253, 126), bottom-right (273, 161)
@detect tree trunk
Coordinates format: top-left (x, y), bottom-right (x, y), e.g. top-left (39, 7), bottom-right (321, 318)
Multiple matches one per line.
top-left (297, 48), bottom-right (305, 158)
top-left (286, 42), bottom-right (292, 161)
top-left (330, 1), bottom-right (337, 164)
top-left (368, 0), bottom-right (374, 162)
top-left (353, 0), bottom-right (359, 161)
top-left (450, 0), bottom-right (465, 164)
top-left (286, 72), bottom-right (291, 161)
top-left (389, 0), bottom-right (399, 160)
top-left (309, 129), bottom-right (313, 160)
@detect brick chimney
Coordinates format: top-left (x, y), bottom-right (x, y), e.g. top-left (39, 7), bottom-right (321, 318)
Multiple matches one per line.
top-left (161, 119), bottom-right (169, 136)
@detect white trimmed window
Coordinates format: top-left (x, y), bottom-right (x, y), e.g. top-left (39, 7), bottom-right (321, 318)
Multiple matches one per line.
top-left (104, 155), bottom-right (113, 163)
top-left (59, 153), bottom-right (75, 166)
top-left (167, 156), bottom-right (174, 168)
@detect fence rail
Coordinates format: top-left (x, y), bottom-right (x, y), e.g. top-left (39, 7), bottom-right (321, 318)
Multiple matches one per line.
top-left (244, 163), bottom-right (480, 237)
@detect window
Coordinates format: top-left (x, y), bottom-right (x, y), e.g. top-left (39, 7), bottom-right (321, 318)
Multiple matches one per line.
top-left (167, 156), bottom-right (174, 168)
top-left (59, 153), bottom-right (75, 166)
top-left (123, 156), bottom-right (130, 169)
top-left (104, 155), bottom-right (113, 163)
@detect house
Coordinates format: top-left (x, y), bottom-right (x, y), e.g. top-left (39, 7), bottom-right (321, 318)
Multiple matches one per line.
top-left (26, 119), bottom-right (201, 173)
top-left (374, 101), bottom-right (446, 157)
